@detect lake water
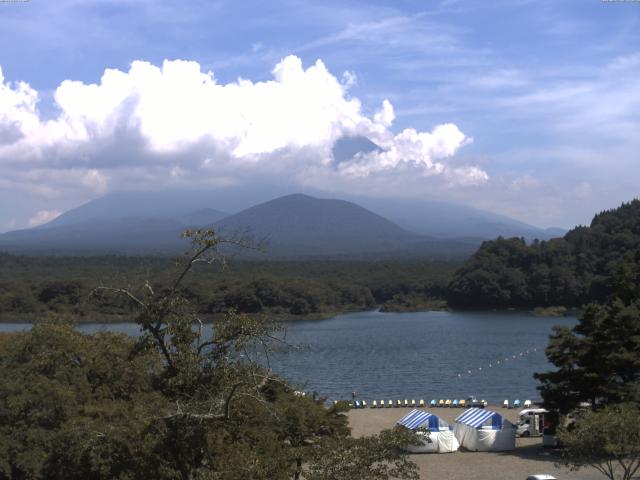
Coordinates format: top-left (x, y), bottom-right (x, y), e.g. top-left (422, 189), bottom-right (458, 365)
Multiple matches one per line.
top-left (0, 310), bottom-right (575, 405)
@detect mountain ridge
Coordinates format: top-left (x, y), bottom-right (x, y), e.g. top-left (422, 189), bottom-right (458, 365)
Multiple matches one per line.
top-left (213, 193), bottom-right (425, 257)
top-left (0, 190), bottom-right (565, 258)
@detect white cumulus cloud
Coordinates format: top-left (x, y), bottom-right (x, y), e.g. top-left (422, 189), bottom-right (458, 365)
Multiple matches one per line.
top-left (0, 55), bottom-right (486, 219)
top-left (338, 123), bottom-right (472, 178)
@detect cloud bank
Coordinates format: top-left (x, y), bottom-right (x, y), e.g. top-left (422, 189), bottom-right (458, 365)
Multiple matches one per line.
top-left (0, 56), bottom-right (485, 216)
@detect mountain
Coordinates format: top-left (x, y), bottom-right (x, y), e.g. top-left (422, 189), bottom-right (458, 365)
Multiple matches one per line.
top-left (329, 135), bottom-right (564, 240)
top-left (34, 188), bottom-right (563, 241)
top-left (0, 204), bottom-right (228, 255)
top-left (43, 191), bottom-right (228, 229)
top-left (348, 196), bottom-right (565, 240)
top-left (0, 193), bottom-right (479, 258)
top-left (213, 193), bottom-right (428, 257)
top-left (0, 218), bottom-right (189, 254)
top-left (0, 187), bottom-right (565, 257)
top-left (331, 135), bottom-right (382, 165)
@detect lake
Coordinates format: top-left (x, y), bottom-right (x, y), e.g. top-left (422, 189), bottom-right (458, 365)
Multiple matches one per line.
top-left (0, 310), bottom-right (575, 405)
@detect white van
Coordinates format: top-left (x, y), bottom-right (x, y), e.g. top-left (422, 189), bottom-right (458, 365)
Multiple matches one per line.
top-left (516, 408), bottom-right (548, 437)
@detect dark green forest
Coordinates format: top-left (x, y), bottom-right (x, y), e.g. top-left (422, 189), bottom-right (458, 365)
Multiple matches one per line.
top-left (448, 199), bottom-right (640, 309)
top-left (0, 255), bottom-right (455, 322)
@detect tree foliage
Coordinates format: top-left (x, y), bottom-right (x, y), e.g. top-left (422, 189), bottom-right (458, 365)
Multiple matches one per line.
top-left (0, 229), bottom-right (419, 480)
top-left (303, 429), bottom-right (419, 480)
top-left (556, 404), bottom-right (640, 480)
top-left (448, 199), bottom-right (640, 308)
top-left (0, 253), bottom-right (456, 321)
top-left (0, 323), bottom-right (162, 480)
top-left (534, 296), bottom-right (640, 414)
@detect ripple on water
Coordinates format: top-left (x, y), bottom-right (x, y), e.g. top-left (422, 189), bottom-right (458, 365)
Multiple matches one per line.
top-left (271, 310), bottom-right (576, 403)
top-left (1, 310), bottom-right (575, 404)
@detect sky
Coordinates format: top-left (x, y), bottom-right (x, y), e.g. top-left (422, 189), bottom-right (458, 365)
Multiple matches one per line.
top-left (0, 0), bottom-right (639, 232)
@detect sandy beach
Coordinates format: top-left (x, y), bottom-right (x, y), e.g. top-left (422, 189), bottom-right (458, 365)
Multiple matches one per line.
top-left (347, 406), bottom-right (603, 480)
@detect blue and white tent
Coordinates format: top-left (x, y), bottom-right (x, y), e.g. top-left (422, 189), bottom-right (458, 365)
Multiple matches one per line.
top-left (453, 408), bottom-right (515, 451)
top-left (397, 409), bottom-right (459, 453)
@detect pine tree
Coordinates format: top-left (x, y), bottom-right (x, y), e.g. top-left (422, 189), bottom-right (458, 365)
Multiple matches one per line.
top-left (535, 297), bottom-right (640, 413)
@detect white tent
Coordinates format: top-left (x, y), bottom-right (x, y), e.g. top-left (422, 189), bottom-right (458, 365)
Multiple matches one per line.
top-left (453, 407), bottom-right (515, 451)
top-left (397, 409), bottom-right (459, 453)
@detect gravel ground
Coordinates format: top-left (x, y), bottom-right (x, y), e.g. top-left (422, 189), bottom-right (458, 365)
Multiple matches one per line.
top-left (347, 406), bottom-right (603, 480)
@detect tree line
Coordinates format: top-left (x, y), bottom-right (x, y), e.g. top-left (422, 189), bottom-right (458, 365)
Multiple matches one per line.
top-left (448, 199), bottom-right (640, 309)
top-left (0, 255), bottom-right (456, 321)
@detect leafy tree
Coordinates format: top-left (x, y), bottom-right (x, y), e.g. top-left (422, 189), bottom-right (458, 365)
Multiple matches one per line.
top-left (556, 404), bottom-right (640, 480)
top-left (534, 297), bottom-right (640, 414)
top-left (0, 322), bottom-right (162, 480)
top-left (0, 229), bottom-right (419, 480)
top-left (303, 429), bottom-right (419, 480)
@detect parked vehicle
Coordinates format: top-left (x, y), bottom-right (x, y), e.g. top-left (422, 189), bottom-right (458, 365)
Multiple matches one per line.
top-left (516, 408), bottom-right (548, 437)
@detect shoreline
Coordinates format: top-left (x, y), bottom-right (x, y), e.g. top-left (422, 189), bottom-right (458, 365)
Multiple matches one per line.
top-left (0, 305), bottom-right (579, 324)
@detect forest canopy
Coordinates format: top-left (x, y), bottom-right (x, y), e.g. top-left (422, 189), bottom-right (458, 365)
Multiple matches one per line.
top-left (448, 199), bottom-right (640, 309)
top-left (0, 256), bottom-right (455, 321)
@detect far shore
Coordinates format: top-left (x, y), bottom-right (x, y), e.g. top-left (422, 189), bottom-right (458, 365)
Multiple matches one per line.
top-left (0, 304), bottom-right (579, 324)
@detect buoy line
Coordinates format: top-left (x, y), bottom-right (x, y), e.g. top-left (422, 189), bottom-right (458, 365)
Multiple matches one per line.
top-left (453, 346), bottom-right (542, 379)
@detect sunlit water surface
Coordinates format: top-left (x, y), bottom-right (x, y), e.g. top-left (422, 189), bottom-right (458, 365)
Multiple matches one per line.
top-left (1, 310), bottom-right (575, 404)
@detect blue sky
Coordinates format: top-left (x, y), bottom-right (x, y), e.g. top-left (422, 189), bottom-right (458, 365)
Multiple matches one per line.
top-left (0, 0), bottom-right (638, 231)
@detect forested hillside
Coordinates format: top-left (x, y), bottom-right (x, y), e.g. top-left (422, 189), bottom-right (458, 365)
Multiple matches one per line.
top-left (0, 255), bottom-right (456, 321)
top-left (448, 199), bottom-right (640, 309)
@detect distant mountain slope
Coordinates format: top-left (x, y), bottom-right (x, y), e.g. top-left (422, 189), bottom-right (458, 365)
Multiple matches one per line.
top-left (44, 191), bottom-right (227, 228)
top-left (447, 199), bottom-right (640, 309)
top-left (0, 205), bottom-right (228, 255)
top-left (0, 187), bottom-right (564, 257)
top-left (329, 136), bottom-right (563, 240)
top-left (35, 187), bottom-right (563, 241)
top-left (0, 193), bottom-right (479, 258)
top-left (0, 218), bottom-right (190, 255)
top-left (351, 196), bottom-right (565, 240)
top-left (331, 135), bottom-right (382, 164)
top-left (214, 193), bottom-right (425, 256)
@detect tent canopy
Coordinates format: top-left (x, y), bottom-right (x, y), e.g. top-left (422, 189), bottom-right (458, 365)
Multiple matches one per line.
top-left (455, 408), bottom-right (504, 429)
top-left (398, 409), bottom-right (460, 453)
top-left (397, 409), bottom-right (451, 431)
